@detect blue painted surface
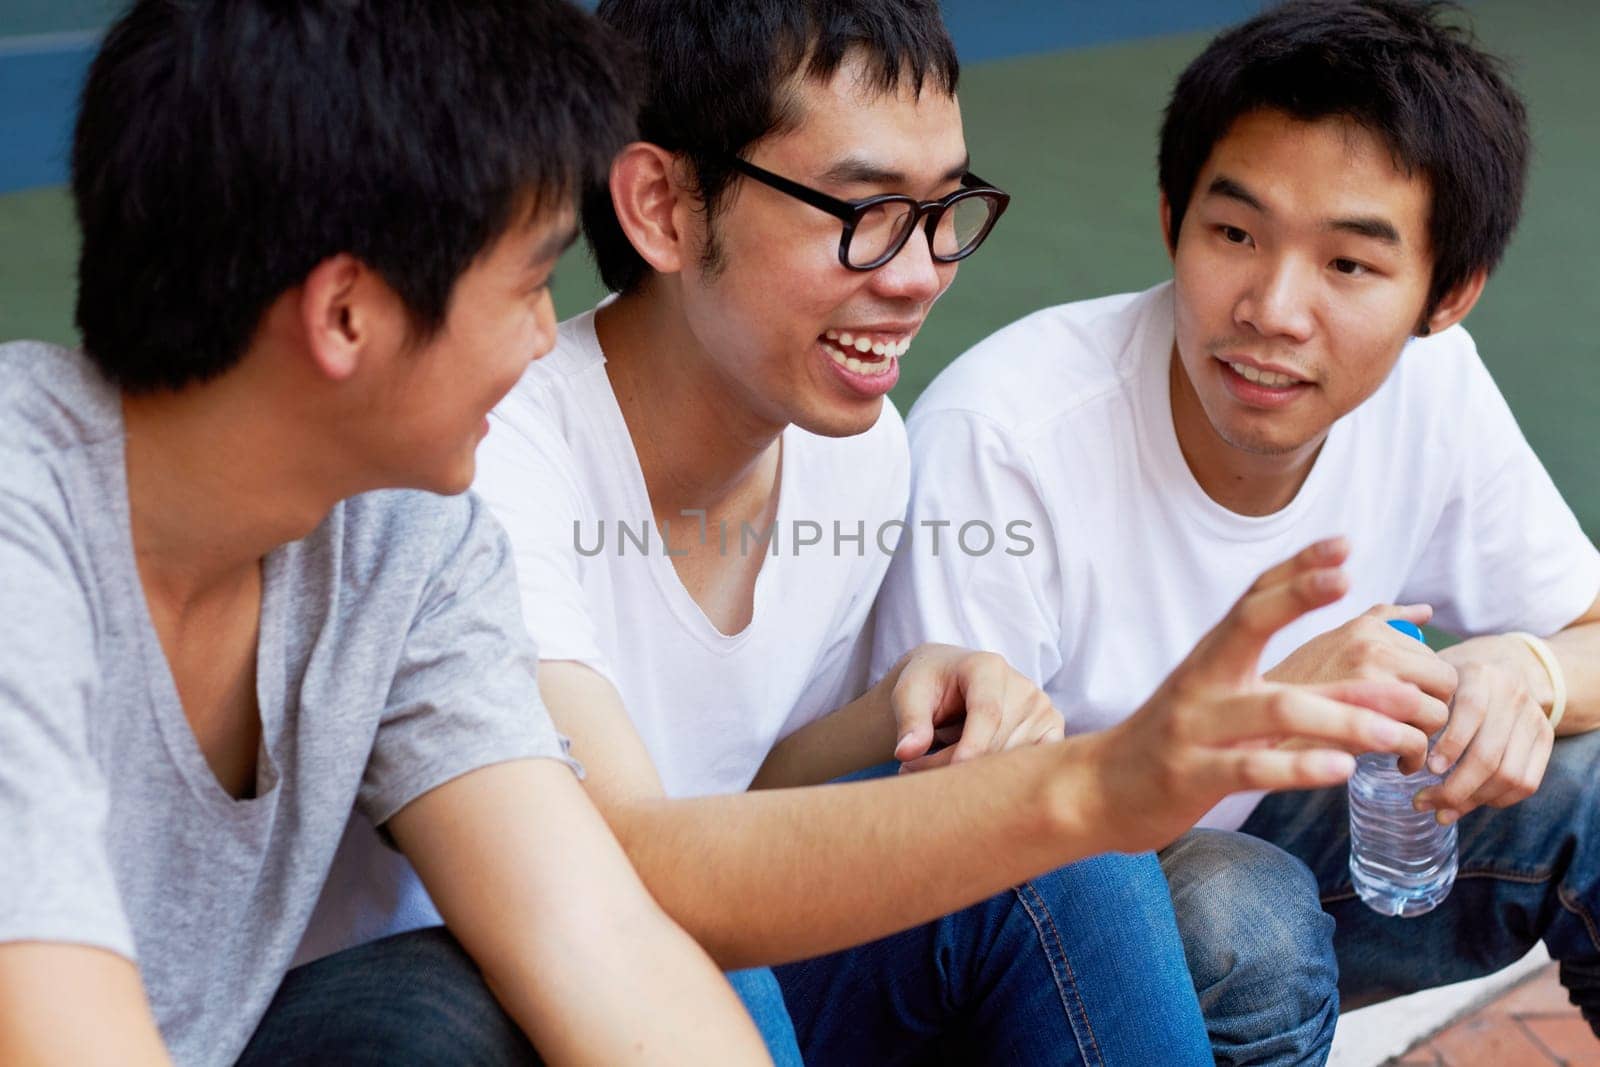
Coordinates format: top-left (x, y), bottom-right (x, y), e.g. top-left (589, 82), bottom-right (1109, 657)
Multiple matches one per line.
top-left (0, 2), bottom-right (1263, 195)
top-left (0, 42), bottom-right (95, 193)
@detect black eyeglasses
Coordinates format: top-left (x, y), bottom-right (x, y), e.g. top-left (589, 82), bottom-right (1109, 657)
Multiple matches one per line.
top-left (726, 157), bottom-right (1010, 271)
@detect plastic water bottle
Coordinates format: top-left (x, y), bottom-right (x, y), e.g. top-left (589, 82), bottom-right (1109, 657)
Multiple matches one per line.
top-left (1347, 619), bottom-right (1458, 917)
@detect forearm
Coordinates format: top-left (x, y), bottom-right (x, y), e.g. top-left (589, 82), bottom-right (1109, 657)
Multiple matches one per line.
top-left (609, 739), bottom-right (1107, 970)
top-left (393, 761), bottom-right (768, 1066)
top-left (750, 681), bottom-right (898, 789)
top-left (1543, 620), bottom-right (1600, 734)
top-left (0, 944), bottom-right (172, 1067)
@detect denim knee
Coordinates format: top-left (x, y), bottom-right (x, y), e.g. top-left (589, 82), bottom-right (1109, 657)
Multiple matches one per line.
top-left (1161, 829), bottom-right (1337, 1066)
top-left (239, 926), bottom-right (539, 1066)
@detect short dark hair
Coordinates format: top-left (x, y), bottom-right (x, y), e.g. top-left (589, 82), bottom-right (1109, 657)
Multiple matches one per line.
top-left (1158, 0), bottom-right (1529, 315)
top-left (585, 0), bottom-right (959, 294)
top-left (72, 0), bottom-right (637, 393)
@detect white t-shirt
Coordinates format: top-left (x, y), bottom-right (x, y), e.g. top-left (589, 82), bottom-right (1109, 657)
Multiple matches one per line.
top-left (475, 306), bottom-right (910, 797)
top-left (298, 308), bottom-right (908, 961)
top-left (872, 282), bottom-right (1600, 831)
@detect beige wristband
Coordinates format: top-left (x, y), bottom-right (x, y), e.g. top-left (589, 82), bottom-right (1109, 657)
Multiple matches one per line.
top-left (1505, 631), bottom-right (1568, 731)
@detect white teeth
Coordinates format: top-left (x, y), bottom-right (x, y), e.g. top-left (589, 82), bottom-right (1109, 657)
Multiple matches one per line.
top-left (1228, 361), bottom-right (1297, 388)
top-left (839, 332), bottom-right (854, 347)
top-left (871, 341), bottom-right (888, 356)
top-left (894, 338), bottom-right (910, 357)
top-left (854, 336), bottom-right (873, 353)
top-left (825, 329), bottom-right (839, 340)
top-left (823, 342), bottom-right (893, 377)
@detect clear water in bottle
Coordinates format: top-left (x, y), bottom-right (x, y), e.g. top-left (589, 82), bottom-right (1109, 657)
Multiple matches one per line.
top-left (1348, 751), bottom-right (1458, 917)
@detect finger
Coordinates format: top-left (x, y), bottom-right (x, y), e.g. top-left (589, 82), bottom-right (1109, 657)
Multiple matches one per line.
top-left (1001, 698), bottom-right (1064, 752)
top-left (1030, 715), bottom-right (1066, 746)
top-left (1196, 685), bottom-right (1428, 763)
top-left (1314, 678), bottom-right (1440, 773)
top-left (948, 655), bottom-right (1013, 763)
top-left (1394, 651), bottom-right (1459, 708)
top-left (890, 660), bottom-right (954, 762)
top-left (1198, 746), bottom-right (1358, 795)
top-left (899, 747), bottom-right (957, 774)
top-left (1425, 680), bottom-right (1489, 776)
top-left (1363, 602), bottom-right (1435, 627)
top-left (1420, 699), bottom-right (1516, 815)
top-left (1474, 710), bottom-right (1550, 810)
top-left (1192, 546), bottom-right (1352, 681)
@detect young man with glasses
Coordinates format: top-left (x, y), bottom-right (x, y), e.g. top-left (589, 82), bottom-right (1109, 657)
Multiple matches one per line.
top-left (0, 1), bottom-right (773, 1064)
top-left (307, 2), bottom-right (1443, 1063)
top-left (875, 1), bottom-right (1600, 1062)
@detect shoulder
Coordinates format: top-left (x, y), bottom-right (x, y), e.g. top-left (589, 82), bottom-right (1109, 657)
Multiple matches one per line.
top-left (910, 287), bottom-right (1161, 444)
top-left (0, 342), bottom-right (121, 456)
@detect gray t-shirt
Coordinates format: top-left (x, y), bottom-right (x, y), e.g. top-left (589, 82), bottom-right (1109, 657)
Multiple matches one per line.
top-left (0, 342), bottom-right (577, 1065)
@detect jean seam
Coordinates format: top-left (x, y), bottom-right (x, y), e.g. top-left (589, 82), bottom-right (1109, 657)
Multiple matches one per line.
top-left (1557, 883), bottom-right (1600, 955)
top-left (1318, 865), bottom-right (1557, 906)
top-left (1014, 880), bottom-right (1103, 1067)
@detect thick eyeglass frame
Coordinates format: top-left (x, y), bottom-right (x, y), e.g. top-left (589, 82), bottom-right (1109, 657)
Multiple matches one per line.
top-left (726, 156), bottom-right (1011, 271)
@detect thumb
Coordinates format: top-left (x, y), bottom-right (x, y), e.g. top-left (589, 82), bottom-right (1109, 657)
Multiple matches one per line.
top-left (889, 659), bottom-right (947, 762)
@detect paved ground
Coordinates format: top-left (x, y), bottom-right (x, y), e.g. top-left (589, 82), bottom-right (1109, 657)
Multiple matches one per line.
top-left (1391, 963), bottom-right (1600, 1067)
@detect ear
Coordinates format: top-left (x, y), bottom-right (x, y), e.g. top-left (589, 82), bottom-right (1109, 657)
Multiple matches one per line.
top-left (609, 141), bottom-right (693, 277)
top-left (1159, 191), bottom-right (1177, 260)
top-left (298, 254), bottom-right (369, 381)
top-left (1418, 269), bottom-right (1487, 338)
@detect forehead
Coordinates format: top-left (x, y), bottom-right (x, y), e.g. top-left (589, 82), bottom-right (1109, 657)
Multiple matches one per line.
top-left (1201, 109), bottom-right (1431, 240)
top-left (765, 50), bottom-right (965, 173)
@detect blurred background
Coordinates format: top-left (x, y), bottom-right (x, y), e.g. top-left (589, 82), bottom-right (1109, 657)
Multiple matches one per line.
top-left (2, 1), bottom-right (1594, 541)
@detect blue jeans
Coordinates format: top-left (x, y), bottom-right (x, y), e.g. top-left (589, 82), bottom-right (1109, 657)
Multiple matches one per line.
top-left (774, 850), bottom-right (1212, 1066)
top-left (1162, 729), bottom-right (1600, 1066)
top-left (238, 927), bottom-right (802, 1066)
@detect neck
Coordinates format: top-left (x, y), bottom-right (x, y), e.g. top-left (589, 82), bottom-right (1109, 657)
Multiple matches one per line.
top-left (122, 377), bottom-right (337, 606)
top-left (596, 289), bottom-right (784, 520)
top-left (1167, 346), bottom-right (1323, 517)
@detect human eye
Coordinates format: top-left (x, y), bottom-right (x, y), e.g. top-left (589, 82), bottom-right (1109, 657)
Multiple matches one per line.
top-left (1330, 258), bottom-right (1370, 277)
top-left (1218, 224), bottom-right (1253, 247)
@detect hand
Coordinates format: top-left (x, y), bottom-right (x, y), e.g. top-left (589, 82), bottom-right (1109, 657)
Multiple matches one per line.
top-left (885, 644), bottom-right (1065, 773)
top-left (1075, 538), bottom-right (1435, 854)
top-left (1265, 603), bottom-right (1457, 771)
top-left (1412, 636), bottom-right (1555, 823)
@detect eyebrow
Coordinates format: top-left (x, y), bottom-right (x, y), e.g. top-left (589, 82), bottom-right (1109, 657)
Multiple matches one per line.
top-left (1205, 175), bottom-right (1402, 245)
top-left (820, 154), bottom-right (972, 189)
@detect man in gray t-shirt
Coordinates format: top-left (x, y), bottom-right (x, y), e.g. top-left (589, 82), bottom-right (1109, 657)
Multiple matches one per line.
top-left (0, 2), bottom-right (768, 1065)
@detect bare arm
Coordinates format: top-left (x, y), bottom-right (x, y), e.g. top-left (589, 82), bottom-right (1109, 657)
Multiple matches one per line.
top-left (546, 538), bottom-right (1436, 970)
top-left (388, 758), bottom-right (769, 1066)
top-left (0, 944), bottom-right (172, 1066)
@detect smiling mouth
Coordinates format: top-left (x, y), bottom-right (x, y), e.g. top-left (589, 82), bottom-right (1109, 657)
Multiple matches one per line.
top-left (1219, 358), bottom-right (1308, 389)
top-left (820, 329), bottom-right (912, 378)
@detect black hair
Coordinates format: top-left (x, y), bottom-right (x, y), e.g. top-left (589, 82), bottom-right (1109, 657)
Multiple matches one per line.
top-left (585, 0), bottom-right (959, 294)
top-left (72, 0), bottom-right (637, 393)
top-left (1158, 0), bottom-right (1529, 316)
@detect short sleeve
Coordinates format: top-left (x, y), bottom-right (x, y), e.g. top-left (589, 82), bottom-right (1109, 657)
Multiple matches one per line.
top-left (871, 410), bottom-right (1066, 689)
top-left (358, 493), bottom-right (580, 827)
top-left (0, 469), bottom-right (133, 957)
top-left (1397, 344), bottom-right (1600, 637)
top-left (473, 405), bottom-right (617, 686)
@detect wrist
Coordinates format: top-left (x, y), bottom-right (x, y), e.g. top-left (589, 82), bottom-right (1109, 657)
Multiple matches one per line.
top-left (1036, 733), bottom-right (1115, 859)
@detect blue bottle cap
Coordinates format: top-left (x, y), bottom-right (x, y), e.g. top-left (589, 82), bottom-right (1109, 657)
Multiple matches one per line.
top-left (1386, 619), bottom-right (1426, 644)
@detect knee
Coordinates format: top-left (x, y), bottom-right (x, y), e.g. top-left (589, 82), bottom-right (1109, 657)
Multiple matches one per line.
top-left (244, 927), bottom-right (538, 1066)
top-left (1161, 830), bottom-right (1335, 1003)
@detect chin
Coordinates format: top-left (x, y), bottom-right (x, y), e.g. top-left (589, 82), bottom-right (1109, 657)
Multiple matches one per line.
top-left (794, 397), bottom-right (885, 440)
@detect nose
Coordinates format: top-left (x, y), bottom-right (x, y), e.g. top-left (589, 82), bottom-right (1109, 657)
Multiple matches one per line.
top-left (1236, 254), bottom-right (1316, 343)
top-left (867, 224), bottom-right (947, 305)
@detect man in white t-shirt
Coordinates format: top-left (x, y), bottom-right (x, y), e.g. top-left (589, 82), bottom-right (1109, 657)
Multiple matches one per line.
top-left (875, 2), bottom-right (1600, 1063)
top-left (305, 1), bottom-right (1450, 1064)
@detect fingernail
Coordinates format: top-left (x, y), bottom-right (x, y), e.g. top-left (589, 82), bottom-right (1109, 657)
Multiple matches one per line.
top-left (1437, 810), bottom-right (1458, 825)
top-left (1427, 754), bottom-right (1449, 775)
